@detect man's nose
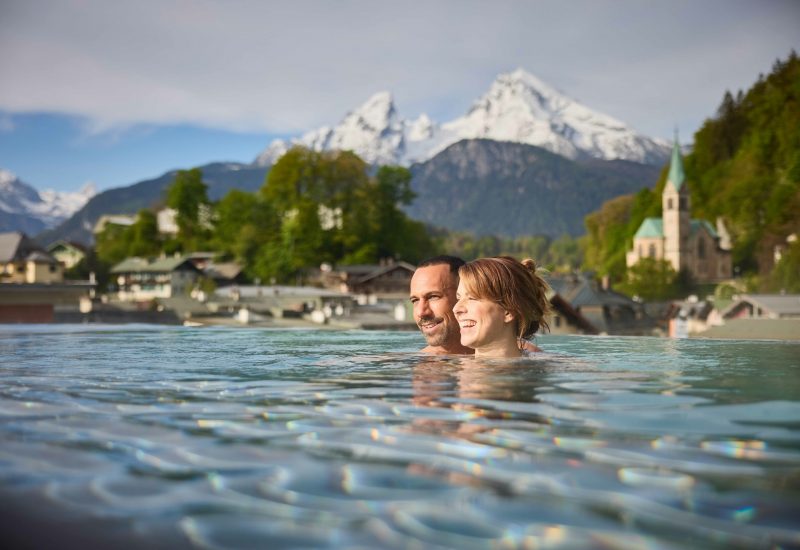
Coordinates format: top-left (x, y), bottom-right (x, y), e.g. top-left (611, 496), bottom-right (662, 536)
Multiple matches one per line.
top-left (416, 299), bottom-right (432, 318)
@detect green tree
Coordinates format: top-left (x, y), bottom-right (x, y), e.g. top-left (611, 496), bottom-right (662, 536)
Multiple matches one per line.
top-left (95, 222), bottom-right (133, 266)
top-left (254, 147), bottom-right (436, 280)
top-left (618, 258), bottom-right (679, 301)
top-left (765, 240), bottom-right (800, 292)
top-left (166, 168), bottom-right (211, 251)
top-left (371, 166), bottom-right (416, 259)
top-left (128, 210), bottom-right (161, 257)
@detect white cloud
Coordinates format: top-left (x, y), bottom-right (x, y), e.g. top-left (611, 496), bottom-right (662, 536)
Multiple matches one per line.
top-left (0, 0), bottom-right (797, 140)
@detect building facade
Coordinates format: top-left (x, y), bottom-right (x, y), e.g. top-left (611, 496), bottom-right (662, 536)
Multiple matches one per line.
top-left (47, 240), bottom-right (87, 270)
top-left (0, 232), bottom-right (64, 284)
top-left (111, 255), bottom-right (201, 302)
top-left (626, 139), bottom-right (732, 283)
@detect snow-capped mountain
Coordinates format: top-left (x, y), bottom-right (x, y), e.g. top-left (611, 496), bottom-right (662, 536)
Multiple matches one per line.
top-left (0, 169), bottom-right (96, 233)
top-left (256, 91), bottom-right (407, 167)
top-left (254, 69), bottom-right (671, 167)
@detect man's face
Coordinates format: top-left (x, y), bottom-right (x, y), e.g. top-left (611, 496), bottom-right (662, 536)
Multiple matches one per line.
top-left (409, 264), bottom-right (461, 350)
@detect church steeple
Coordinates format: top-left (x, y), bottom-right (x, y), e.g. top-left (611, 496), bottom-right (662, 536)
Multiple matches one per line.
top-left (662, 130), bottom-right (690, 272)
top-left (667, 131), bottom-right (685, 191)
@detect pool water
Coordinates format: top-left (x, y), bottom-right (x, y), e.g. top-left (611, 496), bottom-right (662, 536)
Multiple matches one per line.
top-left (1, 325), bottom-right (799, 549)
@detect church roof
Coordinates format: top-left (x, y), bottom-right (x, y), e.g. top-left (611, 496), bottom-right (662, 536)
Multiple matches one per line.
top-left (633, 218), bottom-right (719, 240)
top-left (691, 219), bottom-right (718, 238)
top-left (667, 138), bottom-right (686, 191)
top-left (633, 217), bottom-right (663, 239)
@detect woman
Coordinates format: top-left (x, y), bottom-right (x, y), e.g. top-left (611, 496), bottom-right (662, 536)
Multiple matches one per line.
top-left (453, 256), bottom-right (551, 358)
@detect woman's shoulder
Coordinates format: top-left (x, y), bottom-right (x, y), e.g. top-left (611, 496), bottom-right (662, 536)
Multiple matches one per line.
top-left (519, 339), bottom-right (542, 354)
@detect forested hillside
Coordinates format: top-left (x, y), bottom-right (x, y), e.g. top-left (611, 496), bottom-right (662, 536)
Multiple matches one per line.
top-left (584, 51), bottom-right (800, 291)
top-left (406, 139), bottom-right (659, 237)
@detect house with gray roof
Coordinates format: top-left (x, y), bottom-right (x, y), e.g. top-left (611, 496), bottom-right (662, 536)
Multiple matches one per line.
top-left (111, 255), bottom-right (202, 302)
top-left (0, 232), bottom-right (94, 322)
top-left (0, 231), bottom-right (63, 284)
top-left (546, 273), bottom-right (655, 335)
top-left (722, 294), bottom-right (800, 320)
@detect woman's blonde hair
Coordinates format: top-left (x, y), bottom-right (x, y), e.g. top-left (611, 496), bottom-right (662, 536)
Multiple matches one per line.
top-left (458, 256), bottom-right (551, 340)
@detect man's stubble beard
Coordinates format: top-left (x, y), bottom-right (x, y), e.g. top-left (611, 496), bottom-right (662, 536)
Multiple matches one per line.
top-left (421, 317), bottom-right (458, 347)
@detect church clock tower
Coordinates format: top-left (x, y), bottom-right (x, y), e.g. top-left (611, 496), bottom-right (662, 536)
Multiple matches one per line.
top-left (662, 136), bottom-right (690, 272)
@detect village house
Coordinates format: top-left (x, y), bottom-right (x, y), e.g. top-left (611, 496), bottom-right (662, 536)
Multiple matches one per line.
top-left (626, 138), bottom-right (732, 283)
top-left (317, 260), bottom-right (417, 304)
top-left (206, 284), bottom-right (355, 325)
top-left (110, 255), bottom-right (202, 302)
top-left (0, 232), bottom-right (94, 322)
top-left (92, 214), bottom-right (137, 236)
top-left (664, 297), bottom-right (721, 338)
top-left (184, 252), bottom-right (245, 288)
top-left (93, 207), bottom-right (206, 241)
top-left (46, 240), bottom-right (87, 270)
top-left (721, 294), bottom-right (800, 320)
top-left (546, 273), bottom-right (655, 335)
top-left (545, 292), bottom-right (598, 335)
top-left (663, 293), bottom-right (800, 340)
top-left (0, 232), bottom-right (64, 284)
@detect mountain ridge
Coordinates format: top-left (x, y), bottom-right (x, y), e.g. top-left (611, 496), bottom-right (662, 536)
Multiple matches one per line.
top-left (34, 163), bottom-right (268, 246)
top-left (0, 169), bottom-right (95, 234)
top-left (405, 139), bottom-right (661, 237)
top-left (255, 68), bottom-right (671, 167)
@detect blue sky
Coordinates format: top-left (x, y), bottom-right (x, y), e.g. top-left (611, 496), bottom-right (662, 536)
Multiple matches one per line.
top-left (1, 0), bottom-right (798, 193)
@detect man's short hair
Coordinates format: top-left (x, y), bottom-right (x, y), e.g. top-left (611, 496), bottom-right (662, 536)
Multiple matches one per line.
top-left (416, 255), bottom-right (465, 275)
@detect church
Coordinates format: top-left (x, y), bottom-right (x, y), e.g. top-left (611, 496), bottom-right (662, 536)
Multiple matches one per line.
top-left (626, 139), bottom-right (732, 283)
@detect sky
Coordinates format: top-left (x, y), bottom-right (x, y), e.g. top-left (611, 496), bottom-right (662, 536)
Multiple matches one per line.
top-left (0, 0), bottom-right (798, 194)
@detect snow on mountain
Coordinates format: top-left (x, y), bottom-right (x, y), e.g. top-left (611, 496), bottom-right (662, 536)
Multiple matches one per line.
top-left (255, 91), bottom-right (406, 166)
top-left (254, 69), bottom-right (670, 167)
top-left (0, 169), bottom-right (96, 231)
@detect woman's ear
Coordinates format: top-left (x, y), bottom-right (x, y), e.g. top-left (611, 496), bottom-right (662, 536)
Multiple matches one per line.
top-left (504, 310), bottom-right (515, 324)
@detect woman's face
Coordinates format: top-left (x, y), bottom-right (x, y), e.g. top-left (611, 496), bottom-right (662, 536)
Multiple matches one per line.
top-left (453, 281), bottom-right (514, 351)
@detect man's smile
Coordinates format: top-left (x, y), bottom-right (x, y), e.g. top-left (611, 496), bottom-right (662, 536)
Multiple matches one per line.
top-left (418, 317), bottom-right (443, 331)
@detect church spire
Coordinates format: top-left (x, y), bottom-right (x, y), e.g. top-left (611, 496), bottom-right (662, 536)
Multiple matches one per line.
top-left (667, 130), bottom-right (685, 190)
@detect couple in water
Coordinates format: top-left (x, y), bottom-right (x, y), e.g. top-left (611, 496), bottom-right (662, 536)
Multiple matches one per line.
top-left (409, 255), bottom-right (551, 358)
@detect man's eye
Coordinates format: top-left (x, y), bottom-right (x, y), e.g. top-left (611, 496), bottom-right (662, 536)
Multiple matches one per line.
top-left (410, 298), bottom-right (418, 304)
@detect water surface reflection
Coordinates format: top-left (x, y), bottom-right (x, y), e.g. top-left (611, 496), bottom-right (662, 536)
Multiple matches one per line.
top-left (0, 326), bottom-right (798, 549)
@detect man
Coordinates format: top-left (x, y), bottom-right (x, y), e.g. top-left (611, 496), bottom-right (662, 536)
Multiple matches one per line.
top-left (409, 255), bottom-right (543, 354)
top-left (409, 255), bottom-right (474, 355)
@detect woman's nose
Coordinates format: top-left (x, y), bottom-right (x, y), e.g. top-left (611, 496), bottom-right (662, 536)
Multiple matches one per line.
top-left (453, 298), bottom-right (464, 315)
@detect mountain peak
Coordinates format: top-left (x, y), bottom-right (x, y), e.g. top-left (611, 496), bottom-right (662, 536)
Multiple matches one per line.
top-left (254, 69), bottom-right (670, 168)
top-left (502, 68), bottom-right (558, 93)
top-left (255, 91), bottom-right (404, 167)
top-left (338, 90), bottom-right (398, 136)
top-left (359, 90), bottom-right (394, 112)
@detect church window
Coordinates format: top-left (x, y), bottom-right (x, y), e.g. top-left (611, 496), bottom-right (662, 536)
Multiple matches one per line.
top-left (667, 198), bottom-right (673, 210)
top-left (679, 197), bottom-right (688, 210)
top-left (698, 238), bottom-right (706, 259)
top-left (648, 244), bottom-right (656, 258)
